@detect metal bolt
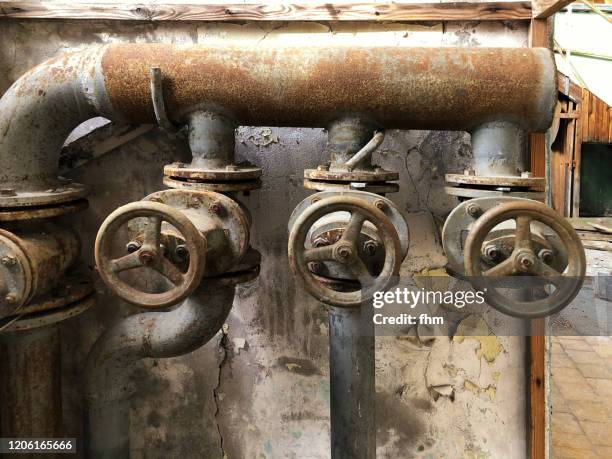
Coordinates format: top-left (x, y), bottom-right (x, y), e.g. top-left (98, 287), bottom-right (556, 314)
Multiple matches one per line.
top-left (317, 164), bottom-right (330, 171)
top-left (308, 262), bottom-right (323, 273)
top-left (337, 246), bottom-right (352, 259)
top-left (5, 293), bottom-right (18, 305)
top-left (126, 241), bottom-right (141, 253)
top-left (175, 245), bottom-right (189, 261)
top-left (538, 249), bottom-right (554, 264)
top-left (363, 240), bottom-right (378, 256)
top-left (466, 202), bottom-right (482, 218)
top-left (374, 199), bottom-right (387, 211)
top-left (1, 256), bottom-right (16, 266)
top-left (484, 245), bottom-right (500, 261)
top-left (209, 201), bottom-right (223, 215)
top-left (516, 252), bottom-right (535, 271)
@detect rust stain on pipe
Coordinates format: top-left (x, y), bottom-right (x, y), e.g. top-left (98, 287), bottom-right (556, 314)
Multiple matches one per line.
top-left (101, 44), bottom-right (556, 131)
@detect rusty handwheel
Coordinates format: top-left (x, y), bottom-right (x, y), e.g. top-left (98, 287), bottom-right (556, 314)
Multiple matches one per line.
top-left (464, 200), bottom-right (585, 318)
top-left (288, 196), bottom-right (402, 308)
top-left (95, 201), bottom-right (207, 308)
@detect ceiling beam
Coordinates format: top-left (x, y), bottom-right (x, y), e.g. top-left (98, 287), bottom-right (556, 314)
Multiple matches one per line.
top-left (531, 0), bottom-right (574, 18)
top-left (0, 2), bottom-right (533, 22)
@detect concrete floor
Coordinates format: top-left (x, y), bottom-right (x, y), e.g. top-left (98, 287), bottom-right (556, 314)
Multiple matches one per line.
top-left (551, 335), bottom-right (612, 459)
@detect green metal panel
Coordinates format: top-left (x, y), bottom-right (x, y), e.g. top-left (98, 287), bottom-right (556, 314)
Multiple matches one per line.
top-left (579, 143), bottom-right (612, 217)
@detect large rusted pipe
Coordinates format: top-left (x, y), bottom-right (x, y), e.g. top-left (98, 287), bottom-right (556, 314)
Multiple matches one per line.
top-left (0, 44), bottom-right (555, 202)
top-left (0, 325), bottom-right (63, 439)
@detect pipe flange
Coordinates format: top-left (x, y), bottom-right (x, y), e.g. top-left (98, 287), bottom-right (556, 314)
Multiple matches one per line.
top-left (444, 186), bottom-right (545, 201)
top-left (0, 229), bottom-right (33, 317)
top-left (15, 277), bottom-right (94, 317)
top-left (163, 176), bottom-right (261, 192)
top-left (164, 162), bottom-right (262, 182)
top-left (0, 199), bottom-right (88, 222)
top-left (0, 294), bottom-right (95, 333)
top-left (305, 167), bottom-right (398, 183)
top-left (304, 179), bottom-right (399, 194)
top-left (445, 173), bottom-right (544, 189)
top-left (0, 181), bottom-right (87, 208)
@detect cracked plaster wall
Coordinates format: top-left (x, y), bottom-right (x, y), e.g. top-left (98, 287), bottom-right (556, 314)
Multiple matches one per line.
top-left (0, 18), bottom-right (529, 458)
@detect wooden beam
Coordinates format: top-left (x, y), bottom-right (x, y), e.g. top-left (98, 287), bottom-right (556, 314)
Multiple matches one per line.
top-left (528, 15), bottom-right (550, 459)
top-left (532, 0), bottom-right (574, 19)
top-left (0, 1), bottom-right (533, 22)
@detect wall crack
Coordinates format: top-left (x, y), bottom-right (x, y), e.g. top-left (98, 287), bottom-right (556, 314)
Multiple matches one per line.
top-left (213, 324), bottom-right (231, 459)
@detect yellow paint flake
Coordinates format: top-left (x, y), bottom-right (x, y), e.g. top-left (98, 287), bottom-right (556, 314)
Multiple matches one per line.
top-left (453, 315), bottom-right (504, 364)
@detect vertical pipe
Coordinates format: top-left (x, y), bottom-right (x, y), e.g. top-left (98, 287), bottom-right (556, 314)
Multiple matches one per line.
top-left (471, 121), bottom-right (527, 177)
top-left (0, 325), bottom-right (63, 438)
top-left (327, 117), bottom-right (377, 168)
top-left (187, 111), bottom-right (236, 169)
top-left (329, 306), bottom-right (375, 459)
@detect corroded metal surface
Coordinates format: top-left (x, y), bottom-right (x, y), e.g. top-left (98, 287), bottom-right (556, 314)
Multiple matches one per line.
top-left (0, 225), bottom-right (80, 318)
top-left (95, 201), bottom-right (207, 309)
top-left (442, 197), bottom-right (567, 276)
top-left (163, 176), bottom-right (262, 192)
top-left (0, 325), bottom-right (62, 438)
top-left (445, 173), bottom-right (545, 188)
top-left (0, 199), bottom-right (88, 222)
top-left (305, 167), bottom-right (398, 182)
top-left (444, 185), bottom-right (545, 200)
top-left (1, 294), bottom-right (95, 333)
top-left (287, 194), bottom-right (401, 308)
top-left (143, 189), bottom-right (250, 276)
top-left (164, 162), bottom-right (262, 181)
top-left (303, 179), bottom-right (399, 194)
top-left (464, 200), bottom-right (586, 318)
top-left (101, 44), bottom-right (556, 131)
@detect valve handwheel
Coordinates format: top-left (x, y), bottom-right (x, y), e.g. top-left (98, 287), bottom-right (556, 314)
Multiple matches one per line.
top-left (95, 201), bottom-right (206, 308)
top-left (288, 196), bottom-right (401, 308)
top-left (464, 200), bottom-right (585, 318)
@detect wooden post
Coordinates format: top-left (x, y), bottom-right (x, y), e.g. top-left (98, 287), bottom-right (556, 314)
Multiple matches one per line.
top-left (528, 16), bottom-right (551, 459)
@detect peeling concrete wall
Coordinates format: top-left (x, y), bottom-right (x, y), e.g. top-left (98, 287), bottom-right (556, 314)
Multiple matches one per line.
top-left (0, 19), bottom-right (529, 458)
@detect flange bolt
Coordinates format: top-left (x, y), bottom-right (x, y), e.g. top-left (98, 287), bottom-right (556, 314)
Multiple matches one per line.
top-left (538, 249), bottom-right (554, 264)
top-left (5, 293), bottom-right (18, 305)
top-left (363, 240), bottom-right (378, 256)
top-left (1, 255), bottom-right (16, 266)
top-left (126, 241), bottom-right (141, 253)
top-left (466, 203), bottom-right (482, 218)
top-left (375, 200), bottom-right (387, 211)
top-left (209, 201), bottom-right (223, 215)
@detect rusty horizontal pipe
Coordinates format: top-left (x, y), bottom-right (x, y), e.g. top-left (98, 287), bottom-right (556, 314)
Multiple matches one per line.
top-left (0, 44), bottom-right (556, 200)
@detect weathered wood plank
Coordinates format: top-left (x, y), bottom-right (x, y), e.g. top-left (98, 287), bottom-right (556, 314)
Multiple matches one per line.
top-left (528, 15), bottom-right (549, 459)
top-left (0, 1), bottom-right (534, 22)
top-left (531, 0), bottom-right (573, 19)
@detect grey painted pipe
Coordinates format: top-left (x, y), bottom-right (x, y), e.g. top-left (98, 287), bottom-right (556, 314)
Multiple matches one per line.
top-left (471, 121), bottom-right (527, 176)
top-left (84, 281), bottom-right (236, 458)
top-left (0, 44), bottom-right (556, 196)
top-left (329, 306), bottom-right (376, 459)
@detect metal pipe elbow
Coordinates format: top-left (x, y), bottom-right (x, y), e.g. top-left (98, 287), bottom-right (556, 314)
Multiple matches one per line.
top-left (84, 281), bottom-right (235, 406)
